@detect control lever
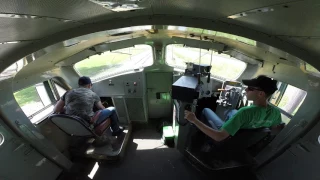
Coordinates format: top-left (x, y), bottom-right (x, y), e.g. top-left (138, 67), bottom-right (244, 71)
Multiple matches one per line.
top-left (183, 99), bottom-right (197, 126)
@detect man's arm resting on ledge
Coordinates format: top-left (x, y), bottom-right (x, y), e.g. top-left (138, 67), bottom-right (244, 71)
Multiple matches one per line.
top-left (184, 110), bottom-right (230, 142)
top-left (53, 99), bottom-right (65, 114)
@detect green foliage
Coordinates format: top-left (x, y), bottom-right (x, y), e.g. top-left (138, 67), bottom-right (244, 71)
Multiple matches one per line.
top-left (14, 86), bottom-right (40, 107)
top-left (74, 47), bottom-right (147, 77)
top-left (306, 63), bottom-right (319, 73)
top-left (167, 45), bottom-right (246, 80)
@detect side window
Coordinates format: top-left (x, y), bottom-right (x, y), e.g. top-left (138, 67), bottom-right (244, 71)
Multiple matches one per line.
top-left (270, 83), bottom-right (307, 123)
top-left (54, 83), bottom-right (67, 99)
top-left (305, 63), bottom-right (319, 74)
top-left (14, 82), bottom-right (56, 124)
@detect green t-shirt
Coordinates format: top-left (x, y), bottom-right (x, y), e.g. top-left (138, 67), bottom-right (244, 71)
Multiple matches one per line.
top-left (221, 105), bottom-right (282, 136)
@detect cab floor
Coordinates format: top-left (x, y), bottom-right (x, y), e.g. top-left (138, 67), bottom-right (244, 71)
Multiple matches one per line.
top-left (93, 123), bottom-right (210, 180)
top-left (60, 122), bottom-right (257, 180)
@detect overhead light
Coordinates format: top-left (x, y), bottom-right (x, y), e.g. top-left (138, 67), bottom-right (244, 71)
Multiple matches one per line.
top-left (0, 41), bottom-right (21, 45)
top-left (89, 0), bottom-right (145, 12)
top-left (228, 7), bottom-right (274, 19)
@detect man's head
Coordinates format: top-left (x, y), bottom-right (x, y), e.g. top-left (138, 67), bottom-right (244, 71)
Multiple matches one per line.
top-left (78, 76), bottom-right (92, 89)
top-left (242, 75), bottom-right (278, 101)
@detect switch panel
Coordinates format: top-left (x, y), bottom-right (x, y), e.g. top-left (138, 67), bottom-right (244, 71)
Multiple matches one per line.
top-left (124, 81), bottom-right (141, 96)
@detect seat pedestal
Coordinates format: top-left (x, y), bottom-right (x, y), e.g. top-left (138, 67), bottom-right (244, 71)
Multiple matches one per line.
top-left (85, 125), bottom-right (131, 161)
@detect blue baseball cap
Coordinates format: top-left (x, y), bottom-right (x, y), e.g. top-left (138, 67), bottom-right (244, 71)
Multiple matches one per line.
top-left (78, 76), bottom-right (92, 86)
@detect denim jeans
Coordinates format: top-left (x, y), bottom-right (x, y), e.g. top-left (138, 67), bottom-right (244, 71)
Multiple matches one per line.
top-left (201, 108), bottom-right (238, 130)
top-left (95, 107), bottom-right (120, 132)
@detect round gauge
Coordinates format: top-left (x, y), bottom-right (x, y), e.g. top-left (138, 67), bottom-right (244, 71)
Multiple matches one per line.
top-left (0, 133), bottom-right (4, 146)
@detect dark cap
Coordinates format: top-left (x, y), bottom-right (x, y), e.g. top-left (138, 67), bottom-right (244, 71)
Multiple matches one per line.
top-left (78, 76), bottom-right (92, 86)
top-left (242, 75), bottom-right (278, 95)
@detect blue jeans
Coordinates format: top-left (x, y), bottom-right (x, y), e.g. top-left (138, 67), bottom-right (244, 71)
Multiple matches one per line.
top-left (95, 107), bottom-right (120, 132)
top-left (201, 108), bottom-right (238, 130)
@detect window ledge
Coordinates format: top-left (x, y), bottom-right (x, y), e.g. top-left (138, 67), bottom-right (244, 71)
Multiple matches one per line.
top-left (30, 105), bottom-right (54, 124)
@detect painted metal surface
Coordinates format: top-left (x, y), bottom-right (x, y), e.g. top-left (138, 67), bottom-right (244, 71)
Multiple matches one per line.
top-left (0, 78), bottom-right (72, 170)
top-left (0, 120), bottom-right (62, 180)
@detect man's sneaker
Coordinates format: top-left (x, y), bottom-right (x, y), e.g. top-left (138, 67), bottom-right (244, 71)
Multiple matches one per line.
top-left (112, 127), bottom-right (124, 136)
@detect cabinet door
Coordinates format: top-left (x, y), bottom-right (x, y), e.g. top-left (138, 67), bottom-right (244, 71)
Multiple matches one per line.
top-left (146, 72), bottom-right (173, 118)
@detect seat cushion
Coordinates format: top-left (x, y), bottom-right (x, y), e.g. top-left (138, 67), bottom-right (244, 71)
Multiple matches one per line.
top-left (91, 110), bottom-right (102, 124)
top-left (94, 118), bottom-right (111, 136)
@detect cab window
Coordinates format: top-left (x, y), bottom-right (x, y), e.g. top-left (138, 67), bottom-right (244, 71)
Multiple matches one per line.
top-left (165, 44), bottom-right (247, 80)
top-left (14, 81), bottom-right (57, 124)
top-left (305, 63), bottom-right (320, 75)
top-left (54, 83), bottom-right (67, 99)
top-left (270, 83), bottom-right (307, 124)
top-left (74, 45), bottom-right (153, 81)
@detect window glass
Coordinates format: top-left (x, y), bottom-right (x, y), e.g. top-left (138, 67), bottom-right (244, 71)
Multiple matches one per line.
top-left (35, 84), bottom-right (51, 106)
top-left (166, 44), bottom-right (247, 80)
top-left (305, 63), bottom-right (320, 74)
top-left (270, 84), bottom-right (307, 116)
top-left (54, 83), bottom-right (67, 98)
top-left (14, 85), bottom-right (45, 117)
top-left (74, 45), bottom-right (153, 81)
top-left (14, 83), bottom-right (54, 123)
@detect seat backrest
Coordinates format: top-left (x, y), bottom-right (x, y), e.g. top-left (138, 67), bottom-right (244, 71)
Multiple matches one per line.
top-left (49, 114), bottom-right (94, 137)
top-left (219, 127), bottom-right (271, 151)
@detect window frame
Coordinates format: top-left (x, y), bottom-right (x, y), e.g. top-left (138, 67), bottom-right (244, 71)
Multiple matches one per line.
top-left (13, 79), bottom-right (68, 124)
top-left (51, 80), bottom-right (68, 100)
top-left (267, 102), bottom-right (292, 125)
top-left (269, 82), bottom-right (307, 118)
top-left (164, 43), bottom-right (247, 80)
top-left (304, 62), bottom-right (320, 77)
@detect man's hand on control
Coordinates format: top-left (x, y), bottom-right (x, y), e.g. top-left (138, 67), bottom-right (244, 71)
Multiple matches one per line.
top-left (184, 110), bottom-right (197, 123)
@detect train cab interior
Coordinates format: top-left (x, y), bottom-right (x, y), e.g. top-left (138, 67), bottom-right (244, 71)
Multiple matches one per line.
top-left (0, 1), bottom-right (320, 180)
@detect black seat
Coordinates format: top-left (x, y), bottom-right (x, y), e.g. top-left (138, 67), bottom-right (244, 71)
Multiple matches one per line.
top-left (219, 127), bottom-right (271, 151)
top-left (48, 112), bottom-right (111, 138)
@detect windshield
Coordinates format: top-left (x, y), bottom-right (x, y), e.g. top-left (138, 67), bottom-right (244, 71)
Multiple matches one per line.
top-left (166, 44), bottom-right (247, 80)
top-left (74, 45), bottom-right (153, 81)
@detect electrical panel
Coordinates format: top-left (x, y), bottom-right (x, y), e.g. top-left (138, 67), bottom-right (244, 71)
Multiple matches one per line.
top-left (124, 80), bottom-right (142, 96)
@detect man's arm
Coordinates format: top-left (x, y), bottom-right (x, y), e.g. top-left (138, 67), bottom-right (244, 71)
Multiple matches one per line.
top-left (53, 99), bottom-right (65, 114)
top-left (185, 111), bottom-right (230, 142)
top-left (95, 101), bottom-right (105, 110)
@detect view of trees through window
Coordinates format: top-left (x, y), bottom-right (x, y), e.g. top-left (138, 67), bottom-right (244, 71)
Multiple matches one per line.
top-left (166, 44), bottom-right (247, 80)
top-left (74, 45), bottom-right (153, 81)
top-left (14, 84), bottom-right (46, 117)
top-left (14, 83), bottom-right (55, 123)
top-left (306, 63), bottom-right (320, 74)
top-left (277, 85), bottom-right (307, 116)
top-left (270, 83), bottom-right (307, 124)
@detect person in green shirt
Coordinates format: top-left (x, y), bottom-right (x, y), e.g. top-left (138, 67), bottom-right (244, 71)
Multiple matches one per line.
top-left (184, 75), bottom-right (282, 142)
